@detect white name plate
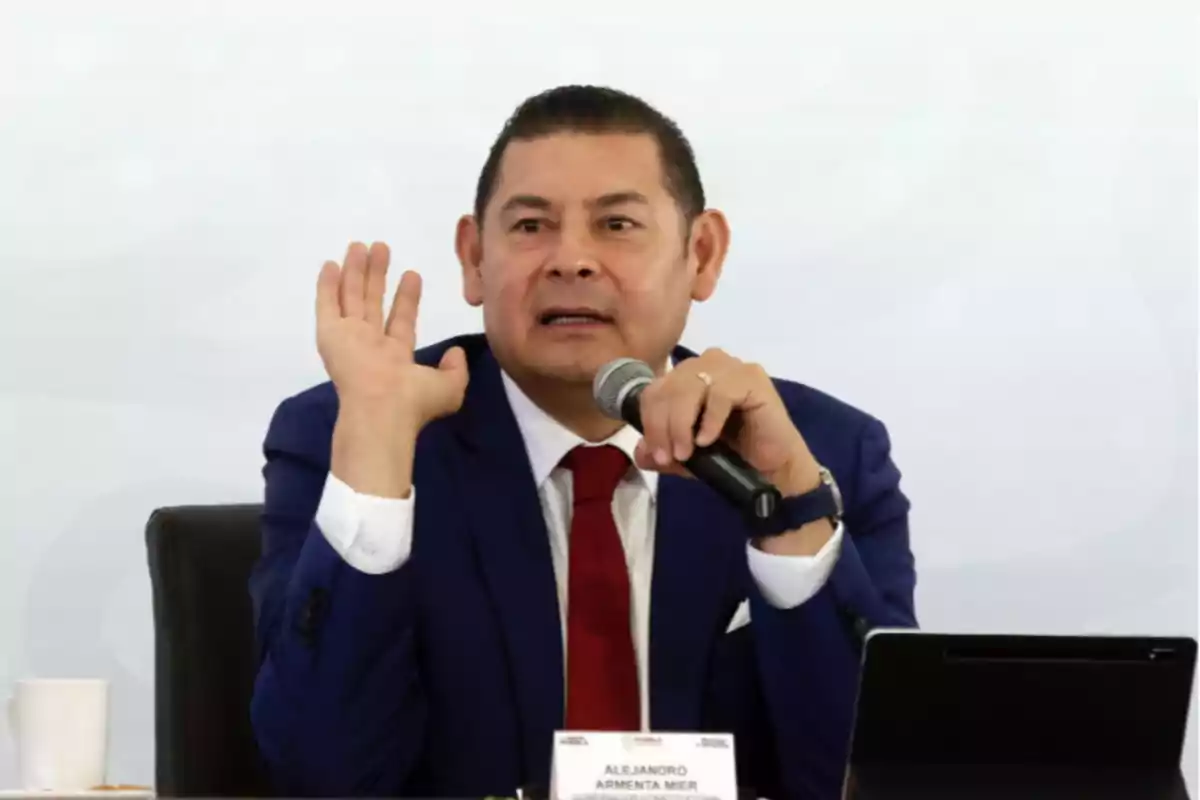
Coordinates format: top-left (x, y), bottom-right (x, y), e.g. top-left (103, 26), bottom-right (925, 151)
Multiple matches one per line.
top-left (550, 730), bottom-right (738, 800)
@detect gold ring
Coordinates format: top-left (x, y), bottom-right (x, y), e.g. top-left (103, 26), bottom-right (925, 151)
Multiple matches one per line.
top-left (696, 371), bottom-right (713, 388)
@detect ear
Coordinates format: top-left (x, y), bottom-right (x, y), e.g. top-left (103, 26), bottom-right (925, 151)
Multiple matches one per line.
top-left (686, 209), bottom-right (730, 303)
top-left (455, 214), bottom-right (484, 307)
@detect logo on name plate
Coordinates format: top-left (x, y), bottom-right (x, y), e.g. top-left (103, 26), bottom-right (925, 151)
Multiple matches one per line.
top-left (622, 734), bottom-right (663, 751)
top-left (559, 735), bottom-right (588, 746)
top-left (698, 736), bottom-right (729, 748)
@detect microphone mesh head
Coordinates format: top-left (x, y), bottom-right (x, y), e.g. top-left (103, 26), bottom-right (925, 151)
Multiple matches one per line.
top-left (593, 358), bottom-right (655, 420)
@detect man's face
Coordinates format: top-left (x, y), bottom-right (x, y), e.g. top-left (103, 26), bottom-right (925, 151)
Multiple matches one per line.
top-left (457, 132), bottom-right (728, 385)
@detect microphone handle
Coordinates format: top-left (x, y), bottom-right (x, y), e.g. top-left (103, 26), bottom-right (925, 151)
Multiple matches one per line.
top-left (620, 387), bottom-right (782, 522)
top-left (682, 441), bottom-right (782, 523)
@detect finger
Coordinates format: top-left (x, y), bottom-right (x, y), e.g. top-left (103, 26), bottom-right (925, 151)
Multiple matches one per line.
top-left (637, 384), bottom-right (673, 467)
top-left (316, 260), bottom-right (341, 326)
top-left (695, 385), bottom-right (736, 447)
top-left (385, 270), bottom-right (422, 349)
top-left (340, 242), bottom-right (369, 320)
top-left (364, 241), bottom-right (391, 327)
top-left (633, 439), bottom-right (691, 478)
top-left (667, 379), bottom-right (708, 463)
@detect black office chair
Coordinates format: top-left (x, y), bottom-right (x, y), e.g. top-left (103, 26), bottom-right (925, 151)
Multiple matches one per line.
top-left (145, 504), bottom-right (272, 797)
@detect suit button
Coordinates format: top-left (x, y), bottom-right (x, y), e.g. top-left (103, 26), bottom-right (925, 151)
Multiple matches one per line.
top-left (296, 587), bottom-right (329, 644)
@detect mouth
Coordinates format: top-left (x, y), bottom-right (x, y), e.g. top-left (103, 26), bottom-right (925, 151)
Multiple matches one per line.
top-left (537, 307), bottom-right (615, 326)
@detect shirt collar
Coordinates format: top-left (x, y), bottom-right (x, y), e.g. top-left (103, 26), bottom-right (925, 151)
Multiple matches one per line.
top-left (499, 360), bottom-right (673, 498)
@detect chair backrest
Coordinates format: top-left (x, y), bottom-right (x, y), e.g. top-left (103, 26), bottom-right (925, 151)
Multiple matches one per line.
top-left (145, 504), bottom-right (271, 797)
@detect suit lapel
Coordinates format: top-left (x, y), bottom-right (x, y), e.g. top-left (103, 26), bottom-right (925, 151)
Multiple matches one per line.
top-left (649, 473), bottom-right (744, 731)
top-left (454, 348), bottom-right (563, 783)
top-left (648, 344), bottom-right (744, 731)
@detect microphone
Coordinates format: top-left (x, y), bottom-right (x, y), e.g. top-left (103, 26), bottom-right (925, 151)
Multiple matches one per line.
top-left (592, 358), bottom-right (783, 524)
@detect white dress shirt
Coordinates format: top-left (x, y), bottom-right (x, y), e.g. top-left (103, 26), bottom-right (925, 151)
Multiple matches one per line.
top-left (314, 370), bottom-right (844, 731)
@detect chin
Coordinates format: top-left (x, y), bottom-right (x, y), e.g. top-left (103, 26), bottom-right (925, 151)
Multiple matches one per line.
top-left (531, 359), bottom-right (603, 385)
top-left (526, 348), bottom-right (618, 385)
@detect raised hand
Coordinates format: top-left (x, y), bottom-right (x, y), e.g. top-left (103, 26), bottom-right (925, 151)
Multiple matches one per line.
top-left (317, 241), bottom-right (469, 497)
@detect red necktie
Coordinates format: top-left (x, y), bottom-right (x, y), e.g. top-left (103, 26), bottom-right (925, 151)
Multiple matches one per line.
top-left (563, 445), bottom-right (640, 731)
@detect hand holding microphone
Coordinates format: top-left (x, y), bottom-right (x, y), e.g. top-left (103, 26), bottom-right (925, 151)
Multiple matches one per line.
top-left (593, 350), bottom-right (834, 550)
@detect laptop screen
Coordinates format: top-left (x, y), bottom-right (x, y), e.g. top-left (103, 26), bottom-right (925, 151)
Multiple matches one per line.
top-left (848, 632), bottom-right (1196, 770)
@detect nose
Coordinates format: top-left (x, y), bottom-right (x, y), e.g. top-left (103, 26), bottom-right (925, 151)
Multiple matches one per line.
top-left (545, 224), bottom-right (601, 281)
top-left (546, 258), bottom-right (600, 281)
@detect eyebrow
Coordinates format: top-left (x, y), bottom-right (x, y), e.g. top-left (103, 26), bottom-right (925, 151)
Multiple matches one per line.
top-left (497, 191), bottom-right (651, 216)
top-left (591, 191), bottom-right (650, 209)
top-left (498, 194), bottom-right (553, 215)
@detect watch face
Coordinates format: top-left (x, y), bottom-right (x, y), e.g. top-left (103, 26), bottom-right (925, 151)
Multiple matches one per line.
top-left (820, 466), bottom-right (844, 516)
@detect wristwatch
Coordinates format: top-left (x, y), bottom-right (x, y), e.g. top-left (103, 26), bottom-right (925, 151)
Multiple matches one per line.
top-left (755, 465), bottom-right (843, 538)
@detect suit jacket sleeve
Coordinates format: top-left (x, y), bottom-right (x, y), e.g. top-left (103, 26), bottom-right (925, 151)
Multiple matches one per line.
top-left (749, 417), bottom-right (917, 800)
top-left (248, 393), bottom-right (426, 796)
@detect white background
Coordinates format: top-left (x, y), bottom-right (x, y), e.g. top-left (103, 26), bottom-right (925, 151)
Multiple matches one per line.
top-left (0, 0), bottom-right (1195, 791)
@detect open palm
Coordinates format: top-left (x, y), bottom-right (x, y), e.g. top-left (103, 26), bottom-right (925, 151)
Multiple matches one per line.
top-left (316, 242), bottom-right (468, 429)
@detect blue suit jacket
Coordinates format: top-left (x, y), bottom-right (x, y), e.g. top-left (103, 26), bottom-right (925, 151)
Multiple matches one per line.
top-left (249, 334), bottom-right (917, 799)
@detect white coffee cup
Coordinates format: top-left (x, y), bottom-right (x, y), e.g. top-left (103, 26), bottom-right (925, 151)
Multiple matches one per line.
top-left (8, 679), bottom-right (109, 791)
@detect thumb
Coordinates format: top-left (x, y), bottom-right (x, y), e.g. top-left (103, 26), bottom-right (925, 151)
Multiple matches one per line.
top-left (438, 345), bottom-right (468, 377)
top-left (437, 345), bottom-right (470, 393)
top-left (424, 346), bottom-right (470, 420)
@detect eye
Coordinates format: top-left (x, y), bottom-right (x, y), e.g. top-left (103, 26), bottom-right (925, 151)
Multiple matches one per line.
top-left (511, 218), bottom-right (546, 234)
top-left (602, 216), bottom-right (640, 232)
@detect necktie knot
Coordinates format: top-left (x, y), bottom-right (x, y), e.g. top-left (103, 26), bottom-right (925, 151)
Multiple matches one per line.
top-left (564, 445), bottom-right (630, 504)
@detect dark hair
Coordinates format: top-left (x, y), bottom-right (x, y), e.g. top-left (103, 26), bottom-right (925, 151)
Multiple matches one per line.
top-left (473, 85), bottom-right (706, 226)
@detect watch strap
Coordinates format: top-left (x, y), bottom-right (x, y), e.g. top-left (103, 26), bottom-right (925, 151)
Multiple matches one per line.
top-left (754, 482), bottom-right (839, 538)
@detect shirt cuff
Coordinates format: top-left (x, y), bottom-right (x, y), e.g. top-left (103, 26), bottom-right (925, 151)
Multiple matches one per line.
top-left (314, 472), bottom-right (415, 575)
top-left (745, 522), bottom-right (844, 609)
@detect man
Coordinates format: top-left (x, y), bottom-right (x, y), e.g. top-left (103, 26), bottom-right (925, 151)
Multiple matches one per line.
top-left (249, 85), bottom-right (917, 799)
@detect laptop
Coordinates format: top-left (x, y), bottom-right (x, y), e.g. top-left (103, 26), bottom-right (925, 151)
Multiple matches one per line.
top-left (843, 631), bottom-right (1197, 799)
